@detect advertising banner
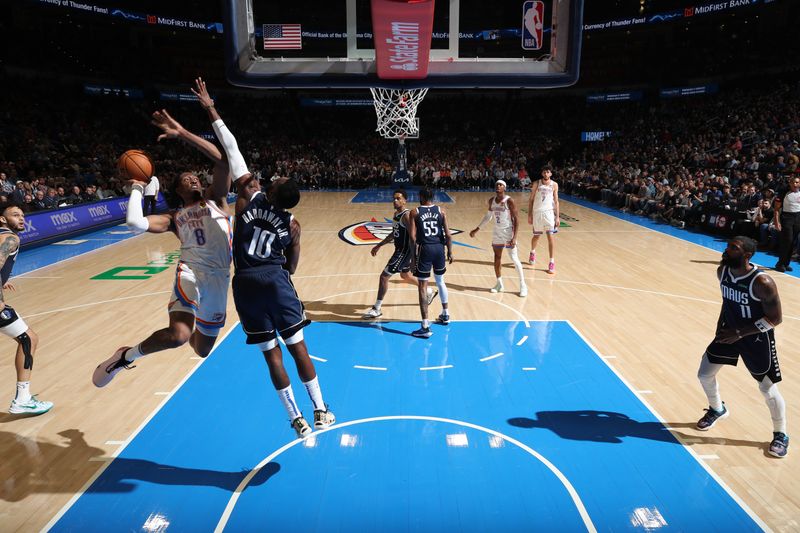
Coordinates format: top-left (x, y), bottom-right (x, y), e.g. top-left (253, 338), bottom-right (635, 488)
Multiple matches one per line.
top-left (371, 0), bottom-right (435, 80)
top-left (20, 194), bottom-right (167, 247)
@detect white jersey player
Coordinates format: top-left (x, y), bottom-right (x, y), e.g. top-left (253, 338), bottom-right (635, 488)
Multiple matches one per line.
top-left (527, 166), bottom-right (560, 274)
top-left (470, 180), bottom-right (527, 297)
top-left (93, 78), bottom-right (234, 388)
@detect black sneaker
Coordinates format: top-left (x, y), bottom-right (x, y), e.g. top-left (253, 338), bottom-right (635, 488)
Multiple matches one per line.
top-left (696, 403), bottom-right (728, 431)
top-left (786, 265), bottom-right (794, 272)
top-left (769, 432), bottom-right (789, 458)
top-left (411, 326), bottom-right (432, 338)
top-left (434, 313), bottom-right (450, 325)
top-left (775, 264), bottom-right (786, 273)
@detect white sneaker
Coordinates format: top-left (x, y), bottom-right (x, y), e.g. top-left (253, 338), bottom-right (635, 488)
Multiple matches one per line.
top-left (9, 395), bottom-right (53, 415)
top-left (490, 282), bottom-right (504, 293)
top-left (426, 288), bottom-right (439, 305)
top-left (291, 416), bottom-right (312, 438)
top-left (362, 307), bottom-right (382, 319)
top-left (92, 346), bottom-right (135, 387)
top-left (314, 407), bottom-right (336, 429)
top-left (519, 285), bottom-right (528, 297)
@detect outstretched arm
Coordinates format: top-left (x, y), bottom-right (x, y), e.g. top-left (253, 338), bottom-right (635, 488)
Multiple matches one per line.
top-left (189, 78), bottom-right (232, 204)
top-left (151, 107), bottom-right (230, 207)
top-left (126, 182), bottom-right (173, 233)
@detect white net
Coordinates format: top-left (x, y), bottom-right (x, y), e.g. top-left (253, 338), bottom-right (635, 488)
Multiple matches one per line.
top-left (370, 87), bottom-right (428, 139)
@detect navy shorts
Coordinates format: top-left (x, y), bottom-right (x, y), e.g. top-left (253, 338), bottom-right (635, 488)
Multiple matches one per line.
top-left (384, 247), bottom-right (412, 275)
top-left (232, 266), bottom-right (310, 344)
top-left (414, 243), bottom-right (446, 279)
top-left (705, 330), bottom-right (782, 383)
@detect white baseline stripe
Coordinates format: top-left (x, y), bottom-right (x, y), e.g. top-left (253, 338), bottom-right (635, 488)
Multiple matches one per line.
top-left (42, 321), bottom-right (241, 532)
top-left (565, 319), bottom-right (769, 531)
top-left (420, 365), bottom-right (453, 371)
top-left (310, 355), bottom-right (327, 363)
top-left (479, 352), bottom-right (504, 362)
top-left (522, 367), bottom-right (537, 371)
top-left (353, 365), bottom-right (388, 371)
top-left (516, 336), bottom-right (529, 346)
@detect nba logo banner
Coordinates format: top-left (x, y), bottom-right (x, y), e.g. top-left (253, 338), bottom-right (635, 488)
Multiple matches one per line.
top-left (522, 1), bottom-right (544, 51)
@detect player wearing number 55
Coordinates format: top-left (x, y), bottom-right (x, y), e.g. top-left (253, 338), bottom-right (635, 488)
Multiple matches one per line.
top-left (93, 78), bottom-right (233, 388)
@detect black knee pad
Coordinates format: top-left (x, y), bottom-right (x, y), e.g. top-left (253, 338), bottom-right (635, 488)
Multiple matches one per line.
top-left (16, 332), bottom-right (33, 370)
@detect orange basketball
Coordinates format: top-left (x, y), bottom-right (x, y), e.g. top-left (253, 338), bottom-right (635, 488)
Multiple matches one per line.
top-left (118, 150), bottom-right (154, 183)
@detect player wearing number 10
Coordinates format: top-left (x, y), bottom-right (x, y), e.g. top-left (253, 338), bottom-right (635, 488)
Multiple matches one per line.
top-left (93, 78), bottom-right (233, 387)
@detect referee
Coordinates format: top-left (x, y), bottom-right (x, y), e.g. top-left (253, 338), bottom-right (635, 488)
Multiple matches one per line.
top-left (774, 175), bottom-right (800, 272)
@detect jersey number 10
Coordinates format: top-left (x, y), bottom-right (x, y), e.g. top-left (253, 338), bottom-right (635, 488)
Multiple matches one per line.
top-left (248, 227), bottom-right (276, 259)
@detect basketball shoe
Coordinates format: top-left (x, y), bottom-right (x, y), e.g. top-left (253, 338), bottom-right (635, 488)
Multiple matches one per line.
top-left (529, 251), bottom-right (536, 265)
top-left (435, 312), bottom-right (450, 325)
top-left (520, 284), bottom-right (528, 297)
top-left (426, 288), bottom-right (439, 305)
top-left (547, 261), bottom-right (556, 274)
top-left (411, 326), bottom-right (432, 338)
top-left (291, 416), bottom-right (312, 438)
top-left (93, 346), bottom-right (136, 387)
top-left (490, 281), bottom-right (504, 293)
top-left (9, 395), bottom-right (53, 415)
top-left (314, 407), bottom-right (336, 429)
top-left (769, 432), bottom-right (789, 458)
top-left (696, 403), bottom-right (728, 430)
top-left (362, 307), bottom-right (382, 319)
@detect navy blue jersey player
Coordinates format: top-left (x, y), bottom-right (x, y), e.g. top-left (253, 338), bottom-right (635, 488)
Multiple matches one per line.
top-left (696, 236), bottom-right (789, 458)
top-left (362, 189), bottom-right (437, 319)
top-left (0, 203), bottom-right (52, 415)
top-left (211, 107), bottom-right (334, 439)
top-left (408, 188), bottom-right (453, 338)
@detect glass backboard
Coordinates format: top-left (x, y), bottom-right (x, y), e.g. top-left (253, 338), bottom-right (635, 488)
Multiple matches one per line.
top-left (224, 0), bottom-right (583, 89)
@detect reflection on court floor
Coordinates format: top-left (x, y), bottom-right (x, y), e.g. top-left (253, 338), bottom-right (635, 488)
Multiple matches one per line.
top-left (52, 321), bottom-right (764, 531)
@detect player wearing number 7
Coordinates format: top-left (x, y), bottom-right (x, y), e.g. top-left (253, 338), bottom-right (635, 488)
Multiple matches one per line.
top-left (93, 79), bottom-right (233, 387)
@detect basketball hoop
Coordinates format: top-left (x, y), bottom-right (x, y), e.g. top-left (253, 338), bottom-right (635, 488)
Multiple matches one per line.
top-left (370, 87), bottom-right (428, 139)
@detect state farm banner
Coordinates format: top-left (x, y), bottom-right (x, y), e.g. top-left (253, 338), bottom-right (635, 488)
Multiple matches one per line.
top-left (371, 0), bottom-right (435, 80)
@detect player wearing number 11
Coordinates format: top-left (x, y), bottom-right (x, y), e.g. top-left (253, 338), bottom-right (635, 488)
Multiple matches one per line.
top-left (93, 78), bottom-right (233, 387)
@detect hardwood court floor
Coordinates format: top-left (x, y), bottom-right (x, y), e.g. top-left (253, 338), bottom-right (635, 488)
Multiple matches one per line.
top-left (0, 191), bottom-right (797, 531)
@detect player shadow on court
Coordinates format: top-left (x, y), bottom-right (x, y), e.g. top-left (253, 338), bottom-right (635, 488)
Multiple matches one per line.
top-left (508, 411), bottom-right (764, 450)
top-left (0, 428), bottom-right (279, 501)
top-left (337, 320), bottom-right (413, 337)
top-left (304, 300), bottom-right (417, 322)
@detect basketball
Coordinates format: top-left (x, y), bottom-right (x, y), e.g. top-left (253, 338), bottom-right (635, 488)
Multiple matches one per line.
top-left (118, 150), bottom-right (154, 183)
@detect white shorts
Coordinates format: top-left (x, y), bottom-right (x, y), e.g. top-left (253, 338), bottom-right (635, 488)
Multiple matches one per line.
top-left (0, 306), bottom-right (28, 338)
top-left (532, 210), bottom-right (557, 234)
top-left (169, 262), bottom-right (230, 336)
top-left (492, 226), bottom-right (514, 247)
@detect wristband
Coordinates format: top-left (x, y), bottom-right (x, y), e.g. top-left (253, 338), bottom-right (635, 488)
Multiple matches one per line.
top-left (754, 318), bottom-right (774, 332)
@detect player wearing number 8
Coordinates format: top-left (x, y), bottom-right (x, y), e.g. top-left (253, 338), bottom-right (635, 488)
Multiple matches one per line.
top-left (93, 78), bottom-right (233, 388)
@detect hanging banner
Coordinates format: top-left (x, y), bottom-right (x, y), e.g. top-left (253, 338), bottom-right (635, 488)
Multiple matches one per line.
top-left (370, 0), bottom-right (435, 80)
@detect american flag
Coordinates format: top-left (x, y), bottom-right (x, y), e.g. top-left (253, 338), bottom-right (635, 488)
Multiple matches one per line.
top-left (263, 24), bottom-right (302, 50)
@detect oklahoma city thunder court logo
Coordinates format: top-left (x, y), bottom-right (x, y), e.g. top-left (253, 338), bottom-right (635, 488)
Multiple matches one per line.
top-left (339, 218), bottom-right (463, 246)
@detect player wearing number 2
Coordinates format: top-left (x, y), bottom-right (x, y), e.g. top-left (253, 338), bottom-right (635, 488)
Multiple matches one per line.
top-left (93, 78), bottom-right (233, 387)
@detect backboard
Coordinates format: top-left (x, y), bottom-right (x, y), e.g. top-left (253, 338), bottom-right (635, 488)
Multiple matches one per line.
top-left (224, 0), bottom-right (583, 89)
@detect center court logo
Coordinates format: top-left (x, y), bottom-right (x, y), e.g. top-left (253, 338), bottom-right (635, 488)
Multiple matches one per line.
top-left (338, 218), bottom-right (463, 246)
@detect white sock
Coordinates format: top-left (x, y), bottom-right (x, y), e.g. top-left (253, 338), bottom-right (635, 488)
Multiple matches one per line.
top-left (496, 277), bottom-right (503, 285)
top-left (374, 299), bottom-right (383, 310)
top-left (15, 381), bottom-right (31, 403)
top-left (302, 376), bottom-right (326, 411)
top-left (550, 258), bottom-right (555, 263)
top-left (124, 344), bottom-right (145, 363)
top-left (277, 385), bottom-right (302, 421)
top-left (422, 319), bottom-right (429, 328)
top-left (441, 308), bottom-right (449, 317)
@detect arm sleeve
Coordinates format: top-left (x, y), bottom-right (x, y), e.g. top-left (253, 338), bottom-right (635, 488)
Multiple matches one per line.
top-left (477, 211), bottom-right (493, 229)
top-left (126, 184), bottom-right (149, 231)
top-left (211, 119), bottom-right (250, 181)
